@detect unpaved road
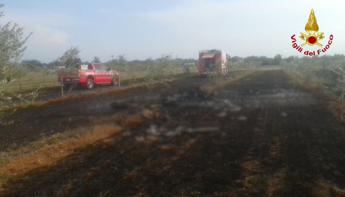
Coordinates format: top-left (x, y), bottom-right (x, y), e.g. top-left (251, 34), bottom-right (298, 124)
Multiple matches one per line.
top-left (2, 70), bottom-right (345, 197)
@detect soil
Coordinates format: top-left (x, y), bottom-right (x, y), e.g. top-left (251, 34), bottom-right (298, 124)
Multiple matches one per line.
top-left (1, 70), bottom-right (345, 197)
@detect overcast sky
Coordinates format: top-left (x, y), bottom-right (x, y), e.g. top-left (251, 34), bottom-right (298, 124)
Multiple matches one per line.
top-left (1, 0), bottom-right (344, 62)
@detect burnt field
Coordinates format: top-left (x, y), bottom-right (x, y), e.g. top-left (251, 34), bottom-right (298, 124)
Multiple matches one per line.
top-left (1, 70), bottom-right (345, 196)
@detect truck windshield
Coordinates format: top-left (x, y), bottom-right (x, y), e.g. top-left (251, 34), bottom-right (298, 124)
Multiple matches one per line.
top-left (79, 65), bottom-right (89, 70)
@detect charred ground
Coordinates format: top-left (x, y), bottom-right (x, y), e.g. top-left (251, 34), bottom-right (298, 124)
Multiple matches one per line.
top-left (1, 70), bottom-right (345, 197)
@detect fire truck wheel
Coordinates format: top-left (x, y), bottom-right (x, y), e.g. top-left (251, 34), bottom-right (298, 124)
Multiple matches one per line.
top-left (86, 77), bottom-right (94, 89)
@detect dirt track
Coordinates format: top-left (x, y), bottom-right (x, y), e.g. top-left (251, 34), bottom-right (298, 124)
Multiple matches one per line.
top-left (2, 70), bottom-right (345, 196)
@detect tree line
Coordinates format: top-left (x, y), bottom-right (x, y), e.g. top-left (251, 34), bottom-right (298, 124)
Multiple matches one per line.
top-left (1, 4), bottom-right (345, 83)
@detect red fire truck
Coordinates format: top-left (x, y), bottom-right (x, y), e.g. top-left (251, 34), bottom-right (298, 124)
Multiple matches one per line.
top-left (197, 49), bottom-right (230, 76)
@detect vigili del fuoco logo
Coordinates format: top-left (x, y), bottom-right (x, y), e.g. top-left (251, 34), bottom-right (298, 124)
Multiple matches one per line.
top-left (291, 9), bottom-right (334, 56)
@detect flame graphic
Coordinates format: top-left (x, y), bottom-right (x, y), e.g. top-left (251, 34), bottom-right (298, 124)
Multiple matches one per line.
top-left (305, 9), bottom-right (319, 32)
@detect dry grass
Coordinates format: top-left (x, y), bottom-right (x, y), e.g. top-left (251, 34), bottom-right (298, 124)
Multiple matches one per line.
top-left (0, 70), bottom-right (166, 94)
top-left (0, 71), bottom-right (187, 112)
top-left (312, 180), bottom-right (345, 197)
top-left (286, 71), bottom-right (325, 93)
top-left (0, 106), bottom-right (161, 190)
top-left (0, 72), bottom-right (58, 93)
top-left (0, 124), bottom-right (122, 189)
top-left (0, 75), bottom-right (181, 114)
top-left (286, 71), bottom-right (345, 123)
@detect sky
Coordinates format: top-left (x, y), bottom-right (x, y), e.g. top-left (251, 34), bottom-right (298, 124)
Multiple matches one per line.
top-left (1, 0), bottom-right (344, 62)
